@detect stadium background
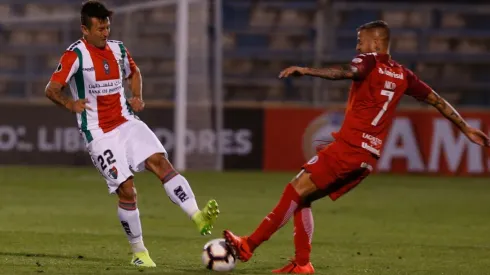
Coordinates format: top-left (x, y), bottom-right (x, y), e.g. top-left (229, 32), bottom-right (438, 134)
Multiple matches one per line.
top-left (1, 0), bottom-right (489, 175)
top-left (1, 1), bottom-right (490, 275)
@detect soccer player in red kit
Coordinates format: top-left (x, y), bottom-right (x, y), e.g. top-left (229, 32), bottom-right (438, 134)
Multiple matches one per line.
top-left (223, 20), bottom-right (490, 274)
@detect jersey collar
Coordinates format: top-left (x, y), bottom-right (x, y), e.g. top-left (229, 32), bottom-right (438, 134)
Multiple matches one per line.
top-left (82, 38), bottom-right (110, 52)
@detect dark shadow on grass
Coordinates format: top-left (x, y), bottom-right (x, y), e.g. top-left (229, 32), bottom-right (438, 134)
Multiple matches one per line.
top-left (0, 252), bottom-right (109, 263)
top-left (172, 266), bottom-right (258, 274)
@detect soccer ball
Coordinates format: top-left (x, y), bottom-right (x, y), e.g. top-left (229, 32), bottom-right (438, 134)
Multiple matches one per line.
top-left (201, 238), bottom-right (236, 272)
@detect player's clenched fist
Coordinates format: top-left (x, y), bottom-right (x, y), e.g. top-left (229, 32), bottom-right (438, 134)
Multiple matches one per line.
top-left (278, 66), bottom-right (308, 78)
top-left (128, 97), bottom-right (145, 112)
top-left (66, 99), bottom-right (92, 113)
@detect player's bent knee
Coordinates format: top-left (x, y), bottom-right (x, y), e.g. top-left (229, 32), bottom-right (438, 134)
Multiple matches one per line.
top-left (117, 178), bottom-right (137, 202)
top-left (145, 153), bottom-right (169, 166)
top-left (145, 153), bottom-right (172, 170)
top-left (145, 153), bottom-right (179, 183)
top-left (291, 171), bottom-right (318, 201)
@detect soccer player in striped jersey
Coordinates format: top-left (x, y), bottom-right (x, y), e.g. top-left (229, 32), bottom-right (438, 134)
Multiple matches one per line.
top-left (45, 1), bottom-right (219, 267)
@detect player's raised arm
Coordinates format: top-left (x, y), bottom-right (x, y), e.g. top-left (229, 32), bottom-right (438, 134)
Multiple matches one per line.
top-left (278, 64), bottom-right (358, 80)
top-left (405, 69), bottom-right (490, 147)
top-left (278, 53), bottom-right (377, 81)
top-left (425, 91), bottom-right (490, 146)
top-left (279, 20), bottom-right (388, 81)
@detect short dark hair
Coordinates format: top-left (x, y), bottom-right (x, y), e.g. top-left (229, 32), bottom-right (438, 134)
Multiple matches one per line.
top-left (81, 1), bottom-right (113, 28)
top-left (357, 20), bottom-right (391, 40)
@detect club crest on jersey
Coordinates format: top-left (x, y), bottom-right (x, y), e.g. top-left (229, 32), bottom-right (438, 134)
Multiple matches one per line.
top-left (103, 60), bottom-right (110, 75)
top-left (107, 166), bottom-right (118, 179)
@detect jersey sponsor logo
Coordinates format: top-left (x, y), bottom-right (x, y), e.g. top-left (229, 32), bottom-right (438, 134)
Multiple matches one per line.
top-left (362, 133), bottom-right (383, 147)
top-left (88, 80), bottom-right (122, 95)
top-left (378, 68), bottom-right (404, 79)
top-left (82, 67), bottom-right (95, 72)
top-left (362, 142), bottom-right (381, 156)
top-left (362, 133), bottom-right (382, 156)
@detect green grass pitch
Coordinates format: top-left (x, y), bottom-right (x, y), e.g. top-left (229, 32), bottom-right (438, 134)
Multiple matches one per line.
top-left (1, 166), bottom-right (490, 274)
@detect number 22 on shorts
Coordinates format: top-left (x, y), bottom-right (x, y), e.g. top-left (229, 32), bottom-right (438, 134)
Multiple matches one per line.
top-left (97, 149), bottom-right (116, 171)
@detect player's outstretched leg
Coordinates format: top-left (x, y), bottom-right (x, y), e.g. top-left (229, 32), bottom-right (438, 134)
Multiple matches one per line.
top-left (272, 205), bottom-right (315, 274)
top-left (222, 230), bottom-right (253, 262)
top-left (116, 180), bottom-right (156, 267)
top-left (223, 183), bottom-right (300, 261)
top-left (144, 153), bottom-right (219, 235)
top-left (224, 170), bottom-right (317, 262)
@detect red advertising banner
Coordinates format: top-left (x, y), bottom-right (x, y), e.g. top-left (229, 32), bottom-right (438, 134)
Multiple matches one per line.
top-left (264, 108), bottom-right (490, 176)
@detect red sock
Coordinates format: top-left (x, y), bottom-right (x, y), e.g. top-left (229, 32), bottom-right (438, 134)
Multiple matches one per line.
top-left (248, 183), bottom-right (301, 251)
top-left (294, 207), bottom-right (314, 265)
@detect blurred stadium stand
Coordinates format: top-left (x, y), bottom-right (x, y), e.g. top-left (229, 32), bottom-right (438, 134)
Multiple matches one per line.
top-left (0, 0), bottom-right (489, 107)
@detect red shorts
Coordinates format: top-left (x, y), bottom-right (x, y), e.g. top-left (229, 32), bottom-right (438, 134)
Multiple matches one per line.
top-left (302, 140), bottom-right (378, 201)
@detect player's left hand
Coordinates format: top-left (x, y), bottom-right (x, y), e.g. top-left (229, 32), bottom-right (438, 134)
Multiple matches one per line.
top-left (128, 97), bottom-right (145, 112)
top-left (464, 127), bottom-right (490, 147)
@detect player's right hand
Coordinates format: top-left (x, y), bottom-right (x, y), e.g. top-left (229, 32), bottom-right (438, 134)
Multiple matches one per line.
top-left (278, 66), bottom-right (308, 78)
top-left (66, 99), bottom-right (92, 113)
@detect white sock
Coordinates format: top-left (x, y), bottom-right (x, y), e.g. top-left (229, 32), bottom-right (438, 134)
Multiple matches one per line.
top-left (117, 207), bottom-right (147, 253)
top-left (163, 174), bottom-right (199, 218)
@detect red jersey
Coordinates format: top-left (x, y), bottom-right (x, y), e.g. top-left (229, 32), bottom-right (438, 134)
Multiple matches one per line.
top-left (332, 53), bottom-right (433, 156)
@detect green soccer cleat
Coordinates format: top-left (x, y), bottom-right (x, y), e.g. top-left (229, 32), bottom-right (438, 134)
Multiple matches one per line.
top-left (192, 199), bottom-right (220, 235)
top-left (131, 250), bottom-right (156, 267)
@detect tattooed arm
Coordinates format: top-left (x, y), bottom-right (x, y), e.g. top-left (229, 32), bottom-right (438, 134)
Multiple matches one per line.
top-left (425, 91), bottom-right (490, 146)
top-left (45, 81), bottom-right (73, 109)
top-left (278, 64), bottom-right (358, 80)
top-left (45, 81), bottom-right (90, 113)
top-left (278, 54), bottom-right (377, 81)
top-left (425, 91), bottom-right (469, 131)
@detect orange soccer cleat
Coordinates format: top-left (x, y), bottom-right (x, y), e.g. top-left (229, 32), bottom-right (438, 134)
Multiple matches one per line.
top-left (223, 230), bottom-right (253, 262)
top-left (272, 259), bottom-right (315, 274)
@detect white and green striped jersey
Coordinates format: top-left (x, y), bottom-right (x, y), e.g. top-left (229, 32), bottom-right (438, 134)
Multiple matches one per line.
top-left (50, 39), bottom-right (138, 143)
